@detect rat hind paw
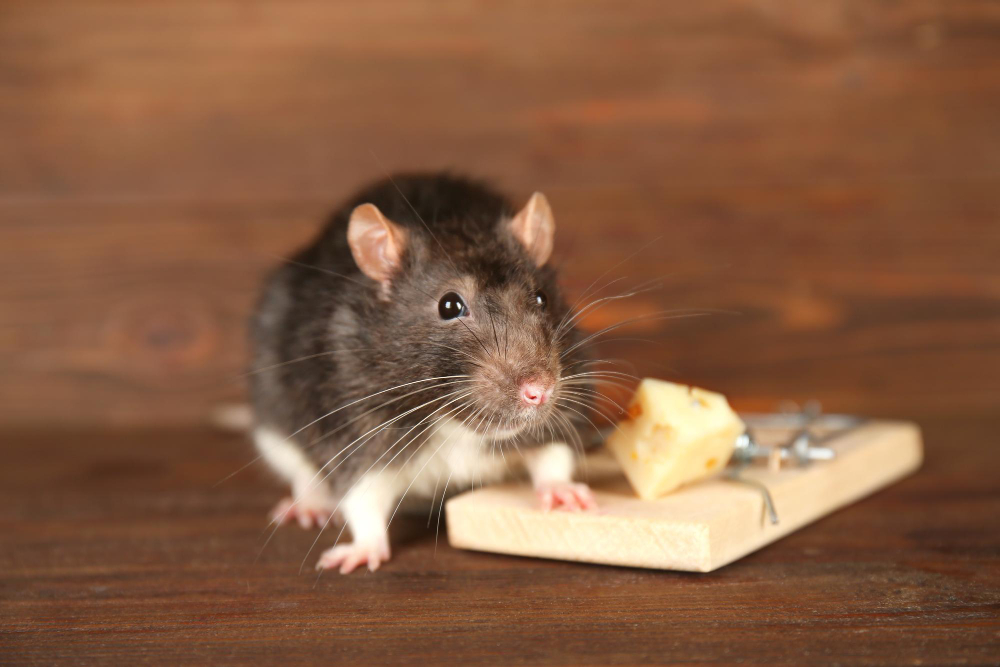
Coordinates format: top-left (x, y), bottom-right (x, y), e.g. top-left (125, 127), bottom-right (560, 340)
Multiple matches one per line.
top-left (315, 536), bottom-right (391, 574)
top-left (270, 494), bottom-right (335, 530)
top-left (536, 481), bottom-right (597, 512)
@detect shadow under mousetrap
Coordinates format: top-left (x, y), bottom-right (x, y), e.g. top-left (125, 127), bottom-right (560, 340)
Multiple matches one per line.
top-left (445, 414), bottom-right (923, 572)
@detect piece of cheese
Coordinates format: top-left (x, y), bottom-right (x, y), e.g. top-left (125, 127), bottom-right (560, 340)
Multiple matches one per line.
top-left (606, 379), bottom-right (744, 500)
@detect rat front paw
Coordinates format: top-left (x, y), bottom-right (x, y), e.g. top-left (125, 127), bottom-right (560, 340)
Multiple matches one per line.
top-left (315, 536), bottom-right (392, 574)
top-left (270, 494), bottom-right (335, 530)
top-left (535, 481), bottom-right (597, 512)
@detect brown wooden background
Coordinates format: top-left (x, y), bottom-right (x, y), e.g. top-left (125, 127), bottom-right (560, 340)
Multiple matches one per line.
top-left (2, 1), bottom-right (999, 664)
top-left (2, 0), bottom-right (998, 428)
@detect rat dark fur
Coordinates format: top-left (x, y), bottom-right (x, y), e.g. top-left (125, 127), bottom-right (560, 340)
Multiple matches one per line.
top-left (249, 173), bottom-right (598, 573)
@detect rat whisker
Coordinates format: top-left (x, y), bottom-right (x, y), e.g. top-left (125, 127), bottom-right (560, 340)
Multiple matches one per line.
top-left (560, 387), bottom-right (626, 416)
top-left (467, 407), bottom-right (488, 493)
top-left (561, 381), bottom-right (632, 401)
top-left (558, 392), bottom-right (625, 449)
top-left (552, 407), bottom-right (585, 451)
top-left (556, 278), bottom-right (665, 340)
top-left (553, 409), bottom-right (592, 480)
top-left (495, 415), bottom-right (511, 479)
top-left (560, 369), bottom-right (638, 394)
top-left (557, 275), bottom-right (629, 335)
top-left (315, 393), bottom-right (466, 578)
top-left (279, 250), bottom-right (442, 303)
top-left (503, 313), bottom-right (510, 361)
top-left (561, 356), bottom-right (634, 371)
top-left (559, 234), bottom-right (665, 331)
top-left (552, 409), bottom-right (589, 479)
top-left (561, 308), bottom-right (738, 359)
top-left (309, 389), bottom-right (475, 494)
top-left (561, 312), bottom-right (698, 359)
top-left (215, 377), bottom-right (473, 488)
top-left (561, 373), bottom-right (636, 388)
top-left (434, 403), bottom-right (495, 552)
top-left (555, 398), bottom-right (622, 438)
top-left (566, 336), bottom-right (662, 351)
top-left (238, 348), bottom-right (375, 379)
top-left (458, 316), bottom-right (496, 361)
top-left (560, 380), bottom-right (636, 395)
top-left (258, 389), bottom-right (475, 561)
top-left (434, 467), bottom-right (456, 555)
top-left (561, 376), bottom-right (634, 389)
top-left (301, 393), bottom-right (475, 571)
top-left (302, 378), bottom-right (477, 450)
top-left (543, 410), bottom-right (567, 454)
top-left (561, 370), bottom-right (637, 385)
top-left (284, 374), bottom-right (473, 443)
top-left (486, 302), bottom-right (503, 360)
top-left (561, 369), bottom-right (640, 382)
top-left (485, 413), bottom-right (498, 482)
top-left (373, 155), bottom-right (463, 277)
top-left (272, 254), bottom-right (371, 290)
top-left (490, 415), bottom-right (508, 467)
top-left (555, 394), bottom-right (613, 427)
top-left (285, 387), bottom-right (475, 532)
top-left (379, 402), bottom-right (482, 547)
top-left (427, 469), bottom-right (444, 529)
top-left (382, 401), bottom-right (486, 539)
top-left (561, 380), bottom-right (636, 398)
top-left (422, 341), bottom-right (487, 368)
top-left (474, 406), bottom-right (495, 493)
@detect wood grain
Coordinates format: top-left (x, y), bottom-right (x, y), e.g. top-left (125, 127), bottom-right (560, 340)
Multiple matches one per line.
top-left (1, 0), bottom-right (998, 427)
top-left (0, 1), bottom-right (998, 663)
top-left (447, 421), bottom-right (924, 571)
top-left (1, 419), bottom-right (997, 664)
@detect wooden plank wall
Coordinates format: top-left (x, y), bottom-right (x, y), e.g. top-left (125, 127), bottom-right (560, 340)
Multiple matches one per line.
top-left (1, 1), bottom-right (998, 427)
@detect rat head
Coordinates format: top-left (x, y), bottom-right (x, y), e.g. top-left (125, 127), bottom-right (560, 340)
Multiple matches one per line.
top-left (346, 191), bottom-right (585, 441)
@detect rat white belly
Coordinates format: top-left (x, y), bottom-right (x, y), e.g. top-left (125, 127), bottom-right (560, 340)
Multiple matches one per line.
top-left (387, 418), bottom-right (515, 503)
top-left (337, 418), bottom-right (512, 543)
top-left (258, 420), bottom-right (589, 574)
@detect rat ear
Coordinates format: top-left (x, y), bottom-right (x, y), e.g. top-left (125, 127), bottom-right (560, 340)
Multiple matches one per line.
top-left (347, 203), bottom-right (409, 289)
top-left (509, 192), bottom-right (555, 266)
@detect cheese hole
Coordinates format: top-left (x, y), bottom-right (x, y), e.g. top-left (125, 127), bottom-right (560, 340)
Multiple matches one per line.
top-left (687, 387), bottom-right (710, 409)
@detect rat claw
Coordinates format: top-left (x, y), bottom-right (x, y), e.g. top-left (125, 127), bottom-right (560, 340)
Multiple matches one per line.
top-left (576, 485), bottom-right (597, 510)
top-left (339, 553), bottom-right (365, 575)
top-left (270, 493), bottom-right (336, 530)
top-left (537, 489), bottom-right (555, 512)
top-left (556, 488), bottom-right (582, 511)
top-left (535, 482), bottom-right (597, 513)
top-left (270, 497), bottom-right (296, 525)
top-left (316, 537), bottom-right (391, 574)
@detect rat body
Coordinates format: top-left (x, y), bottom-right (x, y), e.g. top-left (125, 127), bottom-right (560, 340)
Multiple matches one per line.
top-left (249, 173), bottom-right (597, 573)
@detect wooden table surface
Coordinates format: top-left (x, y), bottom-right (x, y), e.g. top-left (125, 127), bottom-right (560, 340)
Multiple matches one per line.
top-left (3, 415), bottom-right (998, 665)
top-left (2, 0), bottom-right (999, 663)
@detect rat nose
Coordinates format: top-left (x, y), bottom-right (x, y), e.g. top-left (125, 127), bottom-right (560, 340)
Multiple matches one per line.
top-left (520, 380), bottom-right (554, 407)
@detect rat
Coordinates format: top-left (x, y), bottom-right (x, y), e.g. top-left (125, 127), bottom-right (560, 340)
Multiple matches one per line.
top-left (249, 173), bottom-right (598, 574)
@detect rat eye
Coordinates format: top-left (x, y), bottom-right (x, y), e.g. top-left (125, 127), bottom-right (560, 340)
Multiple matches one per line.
top-left (438, 292), bottom-right (468, 320)
top-left (534, 290), bottom-right (547, 308)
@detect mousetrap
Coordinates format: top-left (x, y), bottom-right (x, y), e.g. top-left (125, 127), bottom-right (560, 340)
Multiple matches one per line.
top-left (446, 412), bottom-right (923, 572)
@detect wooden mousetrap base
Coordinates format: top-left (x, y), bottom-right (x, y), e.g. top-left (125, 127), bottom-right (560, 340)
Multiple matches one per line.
top-left (446, 420), bottom-right (922, 572)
